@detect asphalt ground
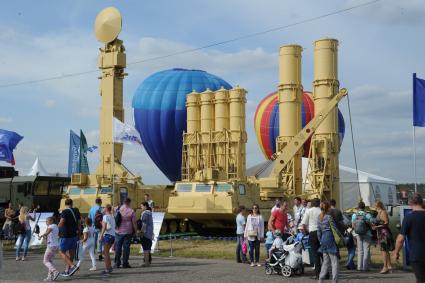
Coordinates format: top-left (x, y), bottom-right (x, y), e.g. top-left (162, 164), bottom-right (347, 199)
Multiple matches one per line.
top-left (0, 249), bottom-right (416, 283)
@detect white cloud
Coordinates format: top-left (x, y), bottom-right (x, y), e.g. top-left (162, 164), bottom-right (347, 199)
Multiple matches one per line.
top-left (346, 0), bottom-right (425, 26)
top-left (45, 99), bottom-right (56, 108)
top-left (0, 116), bottom-right (12, 124)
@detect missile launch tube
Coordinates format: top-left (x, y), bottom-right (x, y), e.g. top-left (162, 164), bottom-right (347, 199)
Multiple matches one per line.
top-left (313, 39), bottom-right (339, 134)
top-left (278, 44), bottom-right (302, 138)
top-left (214, 88), bottom-right (229, 131)
top-left (200, 89), bottom-right (215, 133)
top-left (229, 86), bottom-right (246, 132)
top-left (186, 91), bottom-right (200, 134)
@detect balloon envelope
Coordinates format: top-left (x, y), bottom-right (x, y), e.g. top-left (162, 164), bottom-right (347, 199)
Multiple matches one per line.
top-left (254, 91), bottom-right (345, 160)
top-left (132, 68), bottom-right (232, 182)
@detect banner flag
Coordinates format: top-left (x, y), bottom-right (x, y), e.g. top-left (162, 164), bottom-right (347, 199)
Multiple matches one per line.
top-left (113, 117), bottom-right (142, 146)
top-left (67, 130), bottom-right (80, 176)
top-left (0, 129), bottom-right (23, 165)
top-left (79, 130), bottom-right (90, 174)
top-left (413, 73), bottom-right (425, 127)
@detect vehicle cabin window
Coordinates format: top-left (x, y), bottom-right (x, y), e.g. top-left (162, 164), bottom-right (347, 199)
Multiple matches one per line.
top-left (17, 183), bottom-right (26, 193)
top-left (33, 181), bottom-right (49, 196)
top-left (68, 187), bottom-right (81, 196)
top-left (238, 184), bottom-right (246, 195)
top-left (215, 183), bottom-right (232, 192)
top-left (195, 184), bottom-right (211, 192)
top-left (100, 187), bottom-right (112, 194)
top-left (84, 187), bottom-right (97, 195)
top-left (49, 181), bottom-right (65, 196)
top-left (176, 184), bottom-right (192, 192)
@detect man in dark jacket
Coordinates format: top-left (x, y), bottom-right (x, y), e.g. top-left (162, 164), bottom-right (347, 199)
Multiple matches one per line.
top-left (394, 194), bottom-right (425, 283)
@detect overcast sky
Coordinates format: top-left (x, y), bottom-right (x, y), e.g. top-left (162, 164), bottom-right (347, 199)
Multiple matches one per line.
top-left (0, 0), bottom-right (424, 184)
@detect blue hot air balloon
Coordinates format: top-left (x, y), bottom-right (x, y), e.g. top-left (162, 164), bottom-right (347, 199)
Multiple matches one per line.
top-left (132, 68), bottom-right (232, 182)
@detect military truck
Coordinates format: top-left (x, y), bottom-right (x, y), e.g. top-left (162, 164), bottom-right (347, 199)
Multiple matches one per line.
top-left (0, 175), bottom-right (69, 213)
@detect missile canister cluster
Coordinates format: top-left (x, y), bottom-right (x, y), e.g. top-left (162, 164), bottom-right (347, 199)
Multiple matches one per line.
top-left (182, 87), bottom-right (247, 182)
top-left (256, 38), bottom-right (342, 205)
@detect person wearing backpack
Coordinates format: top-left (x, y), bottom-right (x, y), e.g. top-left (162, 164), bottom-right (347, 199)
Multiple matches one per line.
top-left (58, 198), bottom-right (81, 277)
top-left (351, 201), bottom-right (373, 271)
top-left (89, 198), bottom-right (103, 261)
top-left (114, 198), bottom-right (137, 269)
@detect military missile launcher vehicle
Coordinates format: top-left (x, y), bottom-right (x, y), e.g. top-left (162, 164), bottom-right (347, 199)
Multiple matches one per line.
top-left (168, 41), bottom-right (348, 234)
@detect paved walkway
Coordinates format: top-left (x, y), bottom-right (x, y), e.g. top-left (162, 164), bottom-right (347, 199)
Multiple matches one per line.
top-left (0, 250), bottom-right (416, 283)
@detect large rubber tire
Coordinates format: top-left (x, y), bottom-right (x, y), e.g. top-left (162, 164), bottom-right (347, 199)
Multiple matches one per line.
top-left (169, 220), bottom-right (178, 234)
top-left (281, 265), bottom-right (292, 277)
top-left (179, 220), bottom-right (189, 233)
top-left (188, 221), bottom-right (197, 233)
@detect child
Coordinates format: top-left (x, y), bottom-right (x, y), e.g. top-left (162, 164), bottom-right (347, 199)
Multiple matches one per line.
top-left (344, 227), bottom-right (356, 270)
top-left (268, 230), bottom-right (284, 259)
top-left (39, 216), bottom-right (60, 282)
top-left (77, 217), bottom-right (97, 271)
top-left (265, 229), bottom-right (274, 259)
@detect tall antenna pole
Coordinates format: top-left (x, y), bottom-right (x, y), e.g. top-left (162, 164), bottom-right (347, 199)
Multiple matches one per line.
top-left (94, 7), bottom-right (126, 189)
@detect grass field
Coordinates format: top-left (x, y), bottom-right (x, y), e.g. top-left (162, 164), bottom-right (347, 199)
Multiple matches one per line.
top-left (4, 238), bottom-right (403, 268)
top-left (131, 238), bottom-right (403, 268)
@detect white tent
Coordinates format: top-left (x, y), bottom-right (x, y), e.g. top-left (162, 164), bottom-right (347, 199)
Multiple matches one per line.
top-left (247, 158), bottom-right (397, 210)
top-left (338, 165), bottom-right (397, 209)
top-left (27, 157), bottom-right (51, 176)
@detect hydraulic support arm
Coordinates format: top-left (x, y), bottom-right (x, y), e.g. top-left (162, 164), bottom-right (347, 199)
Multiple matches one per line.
top-left (256, 88), bottom-right (347, 199)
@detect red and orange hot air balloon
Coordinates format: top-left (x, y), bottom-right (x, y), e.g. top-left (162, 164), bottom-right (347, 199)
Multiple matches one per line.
top-left (254, 91), bottom-right (345, 160)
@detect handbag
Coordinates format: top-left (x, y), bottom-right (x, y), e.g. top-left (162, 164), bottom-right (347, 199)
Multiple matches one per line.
top-left (329, 217), bottom-right (345, 248)
top-left (248, 230), bottom-right (257, 237)
top-left (242, 240), bottom-right (248, 255)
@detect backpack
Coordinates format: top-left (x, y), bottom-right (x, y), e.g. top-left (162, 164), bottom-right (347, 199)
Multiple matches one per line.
top-left (115, 207), bottom-right (122, 228)
top-left (94, 208), bottom-right (103, 230)
top-left (353, 213), bottom-right (368, 235)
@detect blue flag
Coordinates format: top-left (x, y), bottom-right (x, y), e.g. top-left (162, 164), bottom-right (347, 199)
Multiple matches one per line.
top-left (79, 130), bottom-right (90, 174)
top-left (0, 129), bottom-right (23, 165)
top-left (413, 73), bottom-right (425, 127)
top-left (67, 130), bottom-right (80, 176)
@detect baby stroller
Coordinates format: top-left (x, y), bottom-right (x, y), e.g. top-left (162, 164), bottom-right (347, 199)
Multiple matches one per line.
top-left (265, 235), bottom-right (304, 277)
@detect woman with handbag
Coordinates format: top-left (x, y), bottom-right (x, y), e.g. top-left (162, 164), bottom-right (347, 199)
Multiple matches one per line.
top-left (244, 204), bottom-right (264, 267)
top-left (318, 201), bottom-right (340, 283)
top-left (15, 206), bottom-right (35, 261)
top-left (372, 200), bottom-right (394, 274)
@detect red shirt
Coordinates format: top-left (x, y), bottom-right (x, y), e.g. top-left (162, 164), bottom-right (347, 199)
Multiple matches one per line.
top-left (271, 209), bottom-right (288, 234)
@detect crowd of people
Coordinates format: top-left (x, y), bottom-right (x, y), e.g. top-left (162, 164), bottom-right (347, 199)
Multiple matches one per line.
top-left (5, 194), bottom-right (155, 281)
top-left (235, 193), bottom-right (425, 283)
top-left (1, 192), bottom-right (425, 282)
